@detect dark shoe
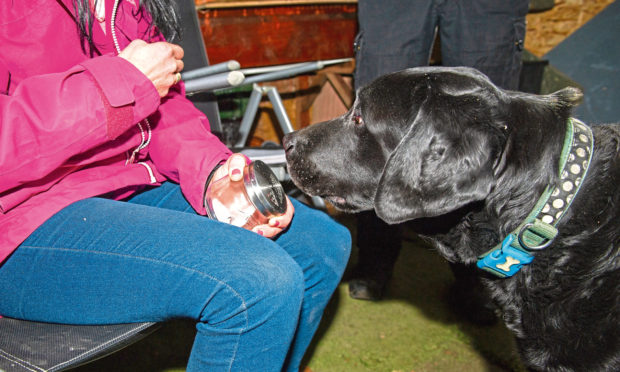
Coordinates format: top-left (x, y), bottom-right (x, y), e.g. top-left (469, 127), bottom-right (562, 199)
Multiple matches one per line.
top-left (348, 278), bottom-right (386, 301)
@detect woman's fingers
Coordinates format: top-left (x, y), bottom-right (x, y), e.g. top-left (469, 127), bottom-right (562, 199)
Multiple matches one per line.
top-left (253, 197), bottom-right (295, 238)
top-left (118, 40), bottom-right (185, 97)
top-left (226, 154), bottom-right (247, 182)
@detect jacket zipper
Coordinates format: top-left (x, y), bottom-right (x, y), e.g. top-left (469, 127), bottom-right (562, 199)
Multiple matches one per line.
top-left (110, 0), bottom-right (156, 183)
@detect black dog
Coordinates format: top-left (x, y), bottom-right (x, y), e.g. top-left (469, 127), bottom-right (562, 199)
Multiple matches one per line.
top-left (283, 67), bottom-right (619, 371)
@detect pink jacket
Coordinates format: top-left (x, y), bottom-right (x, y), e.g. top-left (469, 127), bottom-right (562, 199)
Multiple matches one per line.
top-left (0, 0), bottom-right (232, 263)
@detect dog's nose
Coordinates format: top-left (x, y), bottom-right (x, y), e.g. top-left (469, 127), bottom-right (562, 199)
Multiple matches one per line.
top-left (282, 133), bottom-right (297, 155)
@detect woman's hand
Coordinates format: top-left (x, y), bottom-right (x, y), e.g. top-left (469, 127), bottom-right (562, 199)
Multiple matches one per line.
top-left (254, 197), bottom-right (295, 238)
top-left (118, 40), bottom-right (184, 97)
top-left (210, 153), bottom-right (295, 238)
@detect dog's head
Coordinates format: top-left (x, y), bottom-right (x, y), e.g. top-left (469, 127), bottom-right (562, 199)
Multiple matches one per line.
top-left (284, 66), bottom-right (581, 224)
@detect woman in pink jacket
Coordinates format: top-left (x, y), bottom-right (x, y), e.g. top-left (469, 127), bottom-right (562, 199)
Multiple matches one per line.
top-left (0, 1), bottom-right (351, 370)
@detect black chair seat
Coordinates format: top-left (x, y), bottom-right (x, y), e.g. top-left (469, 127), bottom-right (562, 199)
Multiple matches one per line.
top-left (0, 317), bottom-right (159, 372)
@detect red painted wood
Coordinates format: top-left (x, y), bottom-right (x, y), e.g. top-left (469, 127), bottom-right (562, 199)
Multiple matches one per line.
top-left (197, 4), bottom-right (358, 67)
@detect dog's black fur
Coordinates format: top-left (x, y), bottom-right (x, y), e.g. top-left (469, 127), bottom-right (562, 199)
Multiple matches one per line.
top-left (284, 67), bottom-right (620, 371)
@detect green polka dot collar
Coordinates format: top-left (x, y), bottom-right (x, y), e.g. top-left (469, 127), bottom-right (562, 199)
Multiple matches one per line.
top-left (477, 118), bottom-right (595, 278)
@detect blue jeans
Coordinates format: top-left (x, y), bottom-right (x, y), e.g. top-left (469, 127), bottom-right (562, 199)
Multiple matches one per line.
top-left (0, 182), bottom-right (351, 371)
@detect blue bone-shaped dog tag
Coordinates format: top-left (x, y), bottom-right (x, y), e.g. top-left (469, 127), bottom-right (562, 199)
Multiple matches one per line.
top-left (477, 235), bottom-right (534, 278)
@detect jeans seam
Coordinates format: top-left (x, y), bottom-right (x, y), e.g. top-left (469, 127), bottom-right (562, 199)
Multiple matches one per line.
top-left (152, 183), bottom-right (179, 208)
top-left (18, 245), bottom-right (248, 369)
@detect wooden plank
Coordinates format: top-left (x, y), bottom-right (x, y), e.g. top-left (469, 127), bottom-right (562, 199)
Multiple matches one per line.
top-left (326, 72), bottom-right (353, 108)
top-left (197, 3), bottom-right (357, 67)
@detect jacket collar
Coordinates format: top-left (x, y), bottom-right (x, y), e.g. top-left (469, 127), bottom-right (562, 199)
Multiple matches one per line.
top-left (56, 0), bottom-right (117, 55)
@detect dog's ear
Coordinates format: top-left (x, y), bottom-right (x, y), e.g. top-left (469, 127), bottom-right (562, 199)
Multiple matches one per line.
top-left (374, 97), bottom-right (498, 224)
top-left (548, 86), bottom-right (583, 107)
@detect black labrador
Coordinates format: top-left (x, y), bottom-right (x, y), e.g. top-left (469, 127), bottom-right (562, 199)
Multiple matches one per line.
top-left (283, 67), bottom-right (619, 372)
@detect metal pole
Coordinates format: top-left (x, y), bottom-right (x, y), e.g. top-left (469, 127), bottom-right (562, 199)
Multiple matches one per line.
top-left (241, 62), bottom-right (325, 85)
top-left (240, 62), bottom-right (309, 75)
top-left (181, 60), bottom-right (240, 81)
top-left (236, 85), bottom-right (264, 148)
top-left (265, 87), bottom-right (294, 135)
top-left (240, 58), bottom-right (352, 76)
top-left (184, 71), bottom-right (245, 95)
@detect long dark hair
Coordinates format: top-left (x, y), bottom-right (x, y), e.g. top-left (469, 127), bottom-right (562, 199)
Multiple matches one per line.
top-left (73, 0), bottom-right (181, 54)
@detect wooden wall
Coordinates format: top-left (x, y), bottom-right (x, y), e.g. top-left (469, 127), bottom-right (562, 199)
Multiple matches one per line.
top-left (526, 0), bottom-right (616, 56)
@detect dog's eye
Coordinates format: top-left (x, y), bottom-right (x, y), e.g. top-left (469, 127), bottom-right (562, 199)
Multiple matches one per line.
top-left (353, 114), bottom-right (363, 127)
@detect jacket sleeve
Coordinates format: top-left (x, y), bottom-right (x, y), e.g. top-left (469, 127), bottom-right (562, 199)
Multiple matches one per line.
top-left (126, 3), bottom-right (232, 214)
top-left (147, 84), bottom-right (233, 214)
top-left (0, 55), bottom-right (160, 194)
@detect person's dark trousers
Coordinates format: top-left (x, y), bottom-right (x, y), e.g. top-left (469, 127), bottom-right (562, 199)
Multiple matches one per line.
top-left (354, 0), bottom-right (529, 89)
top-left (350, 0), bottom-right (529, 323)
top-left (349, 211), bottom-right (403, 300)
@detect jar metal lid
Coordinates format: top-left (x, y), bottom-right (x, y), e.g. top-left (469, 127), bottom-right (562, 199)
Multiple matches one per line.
top-left (243, 160), bottom-right (287, 217)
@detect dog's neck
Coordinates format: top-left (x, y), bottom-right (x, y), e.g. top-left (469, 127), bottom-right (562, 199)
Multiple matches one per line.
top-left (477, 118), bottom-right (594, 277)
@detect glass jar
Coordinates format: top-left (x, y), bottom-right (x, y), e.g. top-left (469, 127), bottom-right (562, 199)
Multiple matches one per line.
top-left (205, 160), bottom-right (287, 229)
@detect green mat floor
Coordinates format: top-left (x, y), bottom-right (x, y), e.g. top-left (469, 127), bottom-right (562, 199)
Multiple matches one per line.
top-left (74, 213), bottom-right (526, 372)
